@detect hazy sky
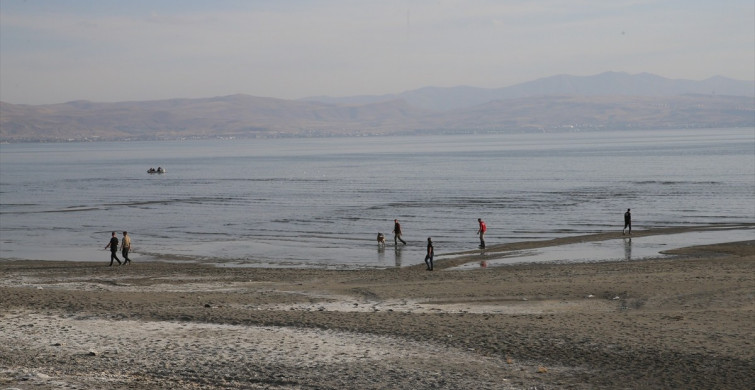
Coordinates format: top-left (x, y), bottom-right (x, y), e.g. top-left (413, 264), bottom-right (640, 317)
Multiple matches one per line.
top-left (1, 0), bottom-right (753, 105)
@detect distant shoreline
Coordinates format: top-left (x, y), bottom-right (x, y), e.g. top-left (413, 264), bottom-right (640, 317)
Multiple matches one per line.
top-left (3, 124), bottom-right (755, 144)
top-left (3, 93), bottom-right (753, 143)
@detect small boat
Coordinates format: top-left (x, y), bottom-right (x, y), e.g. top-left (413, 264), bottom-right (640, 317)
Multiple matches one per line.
top-left (147, 167), bottom-right (166, 174)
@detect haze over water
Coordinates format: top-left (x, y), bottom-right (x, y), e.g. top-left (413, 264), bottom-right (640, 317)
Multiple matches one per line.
top-left (1, 128), bottom-right (753, 268)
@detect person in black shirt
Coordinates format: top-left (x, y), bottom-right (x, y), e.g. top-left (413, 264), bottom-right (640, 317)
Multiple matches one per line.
top-left (105, 231), bottom-right (122, 266)
top-left (623, 209), bottom-right (632, 235)
top-left (424, 237), bottom-right (434, 271)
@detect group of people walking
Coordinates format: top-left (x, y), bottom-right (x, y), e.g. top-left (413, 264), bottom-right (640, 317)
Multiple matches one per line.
top-left (391, 218), bottom-right (435, 270)
top-left (394, 209), bottom-right (630, 271)
top-left (104, 231), bottom-right (131, 266)
top-left (104, 209), bottom-right (631, 268)
top-left (390, 218), bottom-right (486, 271)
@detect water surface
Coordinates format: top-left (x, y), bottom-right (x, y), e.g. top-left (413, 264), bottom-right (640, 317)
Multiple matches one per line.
top-left (1, 128), bottom-right (753, 268)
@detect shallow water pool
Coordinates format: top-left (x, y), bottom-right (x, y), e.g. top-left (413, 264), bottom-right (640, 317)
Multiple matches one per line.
top-left (451, 228), bottom-right (755, 270)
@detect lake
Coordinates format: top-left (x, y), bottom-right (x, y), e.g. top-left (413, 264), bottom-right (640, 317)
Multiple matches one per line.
top-left (1, 128), bottom-right (753, 268)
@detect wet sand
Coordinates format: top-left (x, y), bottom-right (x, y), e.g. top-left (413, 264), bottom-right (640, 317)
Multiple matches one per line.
top-left (1, 226), bottom-right (754, 389)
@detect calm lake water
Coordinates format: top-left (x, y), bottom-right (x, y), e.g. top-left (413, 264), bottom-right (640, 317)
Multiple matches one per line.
top-left (1, 128), bottom-right (753, 268)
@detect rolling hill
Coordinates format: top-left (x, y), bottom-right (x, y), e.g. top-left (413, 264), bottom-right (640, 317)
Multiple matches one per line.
top-left (1, 72), bottom-right (753, 142)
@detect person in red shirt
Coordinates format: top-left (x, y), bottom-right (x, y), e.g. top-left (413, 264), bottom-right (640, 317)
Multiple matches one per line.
top-left (477, 218), bottom-right (487, 249)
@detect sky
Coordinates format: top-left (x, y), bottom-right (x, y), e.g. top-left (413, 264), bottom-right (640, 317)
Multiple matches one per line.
top-left (1, 0), bottom-right (753, 105)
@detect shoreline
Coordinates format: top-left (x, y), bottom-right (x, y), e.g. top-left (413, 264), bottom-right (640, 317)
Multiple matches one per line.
top-left (1, 229), bottom-right (753, 389)
top-left (2, 224), bottom-right (752, 269)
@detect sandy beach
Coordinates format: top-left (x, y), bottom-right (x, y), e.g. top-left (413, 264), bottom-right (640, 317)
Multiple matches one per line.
top-left (1, 226), bottom-right (754, 389)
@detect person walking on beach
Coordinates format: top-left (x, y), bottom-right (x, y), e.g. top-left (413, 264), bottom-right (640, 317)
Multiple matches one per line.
top-left (121, 231), bottom-right (131, 265)
top-left (105, 231), bottom-right (121, 266)
top-left (477, 218), bottom-right (487, 248)
top-left (623, 208), bottom-right (632, 235)
top-left (393, 219), bottom-right (407, 245)
top-left (424, 237), bottom-right (434, 271)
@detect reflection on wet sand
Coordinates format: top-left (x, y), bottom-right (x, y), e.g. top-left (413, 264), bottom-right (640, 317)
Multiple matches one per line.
top-left (394, 245), bottom-right (403, 267)
top-left (449, 226), bottom-right (754, 270)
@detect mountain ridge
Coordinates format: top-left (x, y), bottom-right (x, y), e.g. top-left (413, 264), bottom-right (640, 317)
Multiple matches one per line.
top-left (2, 72), bottom-right (753, 142)
top-left (302, 71), bottom-right (755, 111)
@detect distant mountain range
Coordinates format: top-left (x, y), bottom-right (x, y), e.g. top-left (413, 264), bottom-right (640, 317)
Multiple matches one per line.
top-left (1, 72), bottom-right (753, 142)
top-left (302, 72), bottom-right (755, 111)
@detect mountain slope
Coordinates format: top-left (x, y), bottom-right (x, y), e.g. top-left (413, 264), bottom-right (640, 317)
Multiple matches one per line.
top-left (2, 94), bottom-right (752, 142)
top-left (303, 72), bottom-right (755, 111)
top-left (0, 96), bottom-right (431, 141)
top-left (2, 72), bottom-right (753, 142)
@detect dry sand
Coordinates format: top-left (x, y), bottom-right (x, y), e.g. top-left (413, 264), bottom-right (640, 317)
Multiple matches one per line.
top-left (1, 227), bottom-right (753, 389)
